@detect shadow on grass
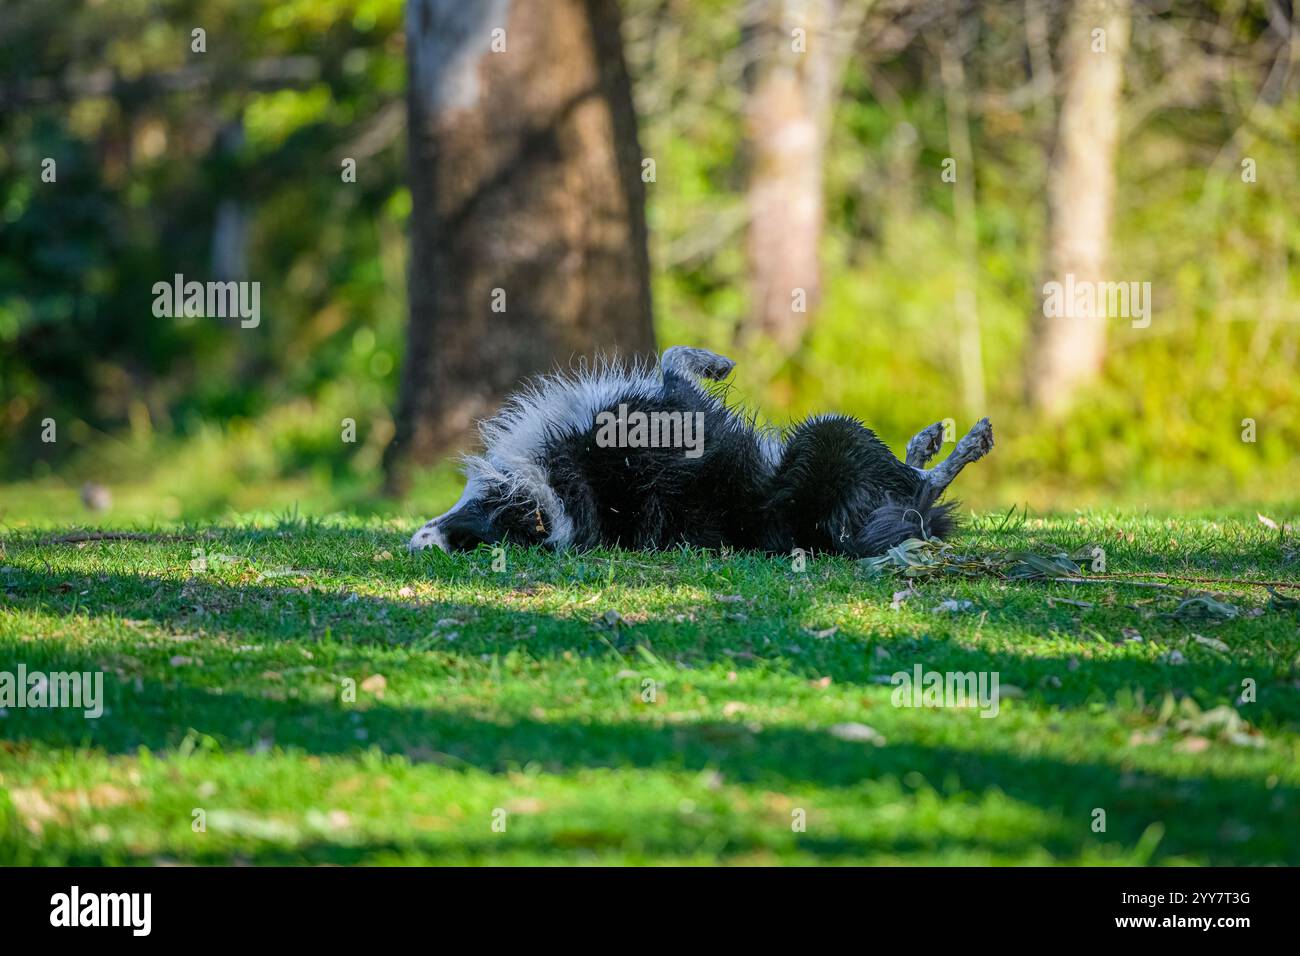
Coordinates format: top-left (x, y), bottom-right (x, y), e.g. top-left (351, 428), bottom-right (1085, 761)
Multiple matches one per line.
top-left (2, 661), bottom-right (1296, 864)
top-left (2, 640), bottom-right (1297, 864)
top-left (4, 549), bottom-right (1297, 722)
top-left (6, 824), bottom-right (1142, 867)
top-left (2, 534), bottom-right (1298, 865)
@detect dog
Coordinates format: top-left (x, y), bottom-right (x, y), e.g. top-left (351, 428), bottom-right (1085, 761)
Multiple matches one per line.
top-left (410, 346), bottom-right (993, 557)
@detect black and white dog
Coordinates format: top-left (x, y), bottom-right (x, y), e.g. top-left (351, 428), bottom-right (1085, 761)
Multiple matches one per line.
top-left (410, 346), bottom-right (993, 557)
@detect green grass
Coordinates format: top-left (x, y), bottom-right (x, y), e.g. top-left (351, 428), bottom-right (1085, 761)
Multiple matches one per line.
top-left (1, 506), bottom-right (1297, 865)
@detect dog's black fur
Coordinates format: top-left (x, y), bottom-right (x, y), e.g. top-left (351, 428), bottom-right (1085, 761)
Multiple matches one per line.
top-left (411, 346), bottom-right (992, 557)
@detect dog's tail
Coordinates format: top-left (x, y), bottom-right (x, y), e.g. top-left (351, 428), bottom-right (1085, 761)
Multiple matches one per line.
top-left (855, 485), bottom-right (958, 557)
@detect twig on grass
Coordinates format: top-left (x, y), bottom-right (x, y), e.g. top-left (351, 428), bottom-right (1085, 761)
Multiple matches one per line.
top-left (1055, 576), bottom-right (1187, 592)
top-left (861, 537), bottom-right (1300, 602)
top-left (1095, 570), bottom-right (1300, 591)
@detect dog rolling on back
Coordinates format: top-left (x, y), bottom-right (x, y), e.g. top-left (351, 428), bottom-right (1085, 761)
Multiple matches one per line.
top-left (410, 346), bottom-right (993, 557)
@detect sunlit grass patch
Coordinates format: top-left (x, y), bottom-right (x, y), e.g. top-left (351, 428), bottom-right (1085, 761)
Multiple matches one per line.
top-left (1, 508), bottom-right (1297, 865)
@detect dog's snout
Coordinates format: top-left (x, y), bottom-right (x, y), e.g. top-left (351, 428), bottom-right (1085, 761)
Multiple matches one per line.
top-left (411, 500), bottom-right (496, 553)
top-left (442, 506), bottom-right (498, 550)
top-left (409, 520), bottom-right (450, 553)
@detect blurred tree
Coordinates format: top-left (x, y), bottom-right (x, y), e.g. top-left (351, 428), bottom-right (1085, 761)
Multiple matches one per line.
top-left (742, 0), bottom-right (870, 350)
top-left (934, 16), bottom-right (986, 419)
top-left (1, 0), bottom-right (1296, 505)
top-left (0, 0), bottom-right (410, 476)
top-left (1024, 0), bottom-right (1130, 415)
top-left (386, 0), bottom-right (656, 489)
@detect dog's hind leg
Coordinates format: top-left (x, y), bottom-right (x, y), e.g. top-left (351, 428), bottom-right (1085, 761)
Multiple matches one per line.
top-left (923, 417), bottom-right (994, 494)
top-left (905, 421), bottom-right (946, 469)
top-left (766, 414), bottom-right (947, 555)
top-left (662, 346), bottom-right (736, 382)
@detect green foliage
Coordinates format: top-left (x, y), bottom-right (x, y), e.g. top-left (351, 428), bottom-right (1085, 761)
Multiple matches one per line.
top-left (1, 0), bottom-right (1297, 511)
top-left (1, 0), bottom-right (406, 480)
top-left (644, 2), bottom-right (1300, 508)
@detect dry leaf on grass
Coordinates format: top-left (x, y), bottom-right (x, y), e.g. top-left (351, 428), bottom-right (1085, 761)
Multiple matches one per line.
top-left (827, 722), bottom-right (886, 745)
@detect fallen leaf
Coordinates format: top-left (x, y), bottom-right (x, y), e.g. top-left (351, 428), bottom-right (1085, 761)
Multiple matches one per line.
top-left (1169, 595), bottom-right (1239, 621)
top-left (931, 599), bottom-right (975, 614)
top-left (1267, 587), bottom-right (1300, 611)
top-left (1005, 551), bottom-right (1080, 580)
top-left (1191, 633), bottom-right (1229, 653)
top-left (8, 789), bottom-right (59, 834)
top-left (326, 809), bottom-right (352, 829)
top-left (1128, 730), bottom-right (1163, 746)
top-left (827, 722), bottom-right (886, 745)
top-left (504, 801), bottom-right (546, 816)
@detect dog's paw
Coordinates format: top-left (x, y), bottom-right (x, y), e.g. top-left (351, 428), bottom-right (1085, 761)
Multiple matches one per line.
top-left (697, 354), bottom-right (736, 381)
top-left (906, 421), bottom-right (946, 468)
top-left (663, 346), bottom-right (736, 381)
top-left (962, 417), bottom-right (994, 459)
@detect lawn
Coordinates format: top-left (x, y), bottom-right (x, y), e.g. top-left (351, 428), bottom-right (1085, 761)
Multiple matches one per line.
top-left (1, 505), bottom-right (1297, 865)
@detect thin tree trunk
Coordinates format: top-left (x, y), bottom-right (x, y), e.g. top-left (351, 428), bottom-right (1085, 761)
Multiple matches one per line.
top-left (1025, 0), bottom-right (1130, 415)
top-left (211, 119), bottom-right (249, 282)
top-left (387, 0), bottom-right (656, 491)
top-left (743, 0), bottom-right (867, 351)
top-left (938, 28), bottom-right (986, 419)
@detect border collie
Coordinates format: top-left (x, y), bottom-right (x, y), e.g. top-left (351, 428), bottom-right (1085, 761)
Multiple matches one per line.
top-left (410, 346), bottom-right (993, 557)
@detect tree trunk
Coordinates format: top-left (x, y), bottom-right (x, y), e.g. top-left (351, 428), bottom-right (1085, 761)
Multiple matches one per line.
top-left (937, 26), bottom-right (986, 420)
top-left (743, 0), bottom-right (866, 351)
top-left (1024, 0), bottom-right (1130, 415)
top-left (387, 0), bottom-right (656, 490)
